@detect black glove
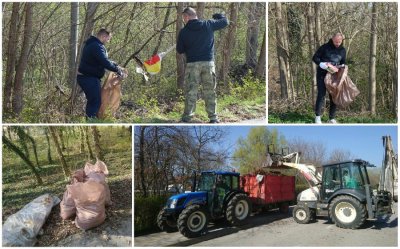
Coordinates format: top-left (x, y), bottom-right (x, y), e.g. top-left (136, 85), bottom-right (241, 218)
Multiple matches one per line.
top-left (212, 13), bottom-right (224, 20)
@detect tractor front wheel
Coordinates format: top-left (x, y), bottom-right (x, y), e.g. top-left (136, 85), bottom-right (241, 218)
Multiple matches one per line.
top-left (157, 209), bottom-right (177, 233)
top-left (177, 205), bottom-right (208, 238)
top-left (293, 205), bottom-right (313, 224)
top-left (226, 193), bottom-right (252, 226)
top-left (329, 195), bottom-right (366, 229)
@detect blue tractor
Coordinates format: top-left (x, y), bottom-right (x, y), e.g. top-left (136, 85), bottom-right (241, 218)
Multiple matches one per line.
top-left (157, 171), bottom-right (252, 238)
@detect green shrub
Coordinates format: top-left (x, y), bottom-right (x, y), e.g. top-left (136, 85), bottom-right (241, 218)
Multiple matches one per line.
top-left (134, 195), bottom-right (169, 234)
top-left (229, 74), bottom-right (266, 101)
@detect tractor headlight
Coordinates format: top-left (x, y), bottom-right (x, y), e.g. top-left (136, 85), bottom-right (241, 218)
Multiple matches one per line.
top-left (170, 199), bottom-right (178, 209)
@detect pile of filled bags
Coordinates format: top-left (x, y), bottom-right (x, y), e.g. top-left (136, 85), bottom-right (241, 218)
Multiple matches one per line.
top-left (60, 159), bottom-right (111, 230)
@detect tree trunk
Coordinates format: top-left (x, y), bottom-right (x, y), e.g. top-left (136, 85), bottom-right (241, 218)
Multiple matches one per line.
top-left (275, 2), bottom-right (292, 99)
top-left (84, 126), bottom-right (94, 159)
top-left (220, 3), bottom-right (239, 85)
top-left (245, 2), bottom-right (262, 69)
top-left (3, 3), bottom-right (20, 114)
top-left (139, 127), bottom-right (148, 197)
top-left (24, 128), bottom-right (40, 168)
top-left (152, 2), bottom-right (172, 55)
top-left (79, 126), bottom-right (85, 153)
top-left (68, 2), bottom-right (79, 87)
top-left (12, 3), bottom-right (33, 115)
top-left (307, 3), bottom-right (317, 104)
top-left (91, 126), bottom-right (104, 161)
top-left (369, 3), bottom-right (377, 115)
top-left (314, 3), bottom-right (322, 48)
top-left (3, 135), bottom-right (43, 185)
top-left (49, 127), bottom-right (70, 179)
top-left (70, 3), bottom-right (99, 111)
top-left (196, 2), bottom-right (205, 19)
top-left (58, 129), bottom-right (66, 150)
top-left (44, 129), bottom-right (53, 164)
top-left (176, 3), bottom-right (185, 90)
top-left (255, 30), bottom-right (266, 78)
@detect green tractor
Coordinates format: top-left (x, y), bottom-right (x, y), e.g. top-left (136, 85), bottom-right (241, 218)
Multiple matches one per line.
top-left (157, 171), bottom-right (252, 238)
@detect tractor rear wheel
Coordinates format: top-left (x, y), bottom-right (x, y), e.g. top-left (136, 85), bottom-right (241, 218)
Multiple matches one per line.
top-left (293, 205), bottom-right (312, 224)
top-left (157, 209), bottom-right (177, 233)
top-left (177, 205), bottom-right (208, 238)
top-left (226, 193), bottom-right (252, 226)
top-left (329, 195), bottom-right (366, 229)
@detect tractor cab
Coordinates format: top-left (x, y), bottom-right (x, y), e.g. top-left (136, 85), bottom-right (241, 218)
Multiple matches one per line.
top-left (321, 160), bottom-right (372, 201)
top-left (196, 171), bottom-right (241, 214)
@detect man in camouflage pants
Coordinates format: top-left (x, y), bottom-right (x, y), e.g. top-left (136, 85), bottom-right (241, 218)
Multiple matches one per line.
top-left (177, 7), bottom-right (228, 123)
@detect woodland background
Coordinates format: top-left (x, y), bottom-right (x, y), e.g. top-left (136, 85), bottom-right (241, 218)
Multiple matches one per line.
top-left (2, 2), bottom-right (266, 123)
top-left (268, 2), bottom-right (397, 123)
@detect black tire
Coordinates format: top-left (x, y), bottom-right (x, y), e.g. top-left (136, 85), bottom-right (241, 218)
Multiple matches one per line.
top-left (157, 209), bottom-right (177, 233)
top-left (177, 205), bottom-right (208, 238)
top-left (329, 195), bottom-right (366, 229)
top-left (226, 193), bottom-right (252, 226)
top-left (293, 205), bottom-right (312, 224)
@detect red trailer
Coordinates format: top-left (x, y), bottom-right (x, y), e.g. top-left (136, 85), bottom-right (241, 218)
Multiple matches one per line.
top-left (241, 174), bottom-right (295, 212)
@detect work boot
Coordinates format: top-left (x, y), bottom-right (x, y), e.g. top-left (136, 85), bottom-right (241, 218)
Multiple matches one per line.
top-left (328, 119), bottom-right (338, 124)
top-left (315, 116), bottom-right (322, 124)
top-left (209, 119), bottom-right (220, 124)
top-left (180, 117), bottom-right (191, 123)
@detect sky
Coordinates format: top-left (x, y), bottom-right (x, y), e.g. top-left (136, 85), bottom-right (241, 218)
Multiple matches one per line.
top-left (222, 125), bottom-right (398, 167)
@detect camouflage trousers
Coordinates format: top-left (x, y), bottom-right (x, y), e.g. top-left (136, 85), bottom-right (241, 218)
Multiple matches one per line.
top-left (182, 61), bottom-right (217, 121)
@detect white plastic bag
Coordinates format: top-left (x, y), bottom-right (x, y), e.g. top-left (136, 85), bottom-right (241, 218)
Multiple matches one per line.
top-left (2, 194), bottom-right (61, 247)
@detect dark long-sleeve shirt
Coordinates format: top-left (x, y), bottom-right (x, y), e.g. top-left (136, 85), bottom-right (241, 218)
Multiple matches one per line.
top-left (177, 14), bottom-right (228, 63)
top-left (78, 36), bottom-right (119, 79)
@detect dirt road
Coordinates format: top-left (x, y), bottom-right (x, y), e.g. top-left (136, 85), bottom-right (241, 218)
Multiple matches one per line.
top-left (134, 205), bottom-right (397, 247)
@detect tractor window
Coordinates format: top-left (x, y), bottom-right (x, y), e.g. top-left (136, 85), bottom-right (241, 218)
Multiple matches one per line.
top-left (340, 163), bottom-right (364, 189)
top-left (232, 176), bottom-right (239, 190)
top-left (323, 165), bottom-right (341, 199)
top-left (197, 173), bottom-right (216, 192)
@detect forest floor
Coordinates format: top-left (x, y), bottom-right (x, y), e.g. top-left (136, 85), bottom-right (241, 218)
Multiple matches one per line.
top-left (268, 99), bottom-right (396, 124)
top-left (2, 128), bottom-right (132, 247)
top-left (98, 96), bottom-right (266, 124)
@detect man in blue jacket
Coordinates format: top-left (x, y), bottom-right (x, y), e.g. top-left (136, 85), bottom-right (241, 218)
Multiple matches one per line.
top-left (77, 28), bottom-right (124, 119)
top-left (312, 33), bottom-right (346, 124)
top-left (177, 7), bottom-right (228, 123)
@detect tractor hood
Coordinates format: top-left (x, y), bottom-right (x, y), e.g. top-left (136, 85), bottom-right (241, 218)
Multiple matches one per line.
top-left (166, 191), bottom-right (207, 210)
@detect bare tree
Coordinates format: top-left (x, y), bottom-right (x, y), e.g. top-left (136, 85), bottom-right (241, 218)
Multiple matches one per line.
top-left (12, 3), bottom-right (33, 115)
top-left (3, 135), bottom-right (43, 185)
top-left (3, 3), bottom-right (20, 114)
top-left (245, 2), bottom-right (263, 69)
top-left (369, 3), bottom-right (378, 115)
top-left (68, 2), bottom-right (79, 87)
top-left (275, 2), bottom-right (293, 100)
top-left (84, 126), bottom-right (94, 159)
top-left (220, 3), bottom-right (239, 85)
top-left (49, 127), bottom-right (70, 179)
top-left (307, 3), bottom-right (317, 104)
top-left (91, 126), bottom-right (104, 161)
top-left (196, 2), bottom-right (205, 19)
top-left (176, 2), bottom-right (185, 90)
top-left (44, 129), bottom-right (53, 163)
top-left (256, 30), bottom-right (266, 78)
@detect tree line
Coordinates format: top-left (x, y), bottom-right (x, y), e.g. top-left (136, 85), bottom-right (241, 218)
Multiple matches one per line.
top-left (2, 2), bottom-right (266, 123)
top-left (268, 2), bottom-right (397, 120)
top-left (3, 126), bottom-right (107, 185)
